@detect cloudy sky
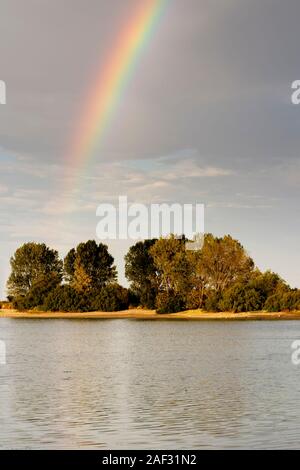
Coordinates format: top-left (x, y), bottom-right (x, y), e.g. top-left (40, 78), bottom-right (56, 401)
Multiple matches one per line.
top-left (1, 0), bottom-right (300, 296)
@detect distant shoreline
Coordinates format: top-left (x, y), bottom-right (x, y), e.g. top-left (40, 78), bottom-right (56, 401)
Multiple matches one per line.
top-left (1, 308), bottom-right (300, 321)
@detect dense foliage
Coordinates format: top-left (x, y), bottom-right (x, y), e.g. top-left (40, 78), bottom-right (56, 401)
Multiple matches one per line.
top-left (126, 234), bottom-right (299, 313)
top-left (43, 285), bottom-right (90, 312)
top-left (6, 235), bottom-right (300, 314)
top-left (124, 239), bottom-right (158, 308)
top-left (64, 240), bottom-right (117, 290)
top-left (9, 240), bottom-right (126, 312)
top-left (90, 284), bottom-right (129, 312)
top-left (7, 242), bottom-right (63, 297)
top-left (156, 291), bottom-right (185, 314)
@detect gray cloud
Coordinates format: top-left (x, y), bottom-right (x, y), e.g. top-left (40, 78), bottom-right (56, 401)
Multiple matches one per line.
top-left (1, 0), bottom-right (300, 295)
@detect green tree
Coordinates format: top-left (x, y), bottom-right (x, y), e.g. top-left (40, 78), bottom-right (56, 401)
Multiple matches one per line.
top-left (194, 234), bottom-right (254, 293)
top-left (64, 240), bottom-right (116, 291)
top-left (91, 284), bottom-right (129, 312)
top-left (64, 248), bottom-right (76, 282)
top-left (150, 235), bottom-right (192, 300)
top-left (186, 249), bottom-right (206, 309)
top-left (43, 285), bottom-right (90, 312)
top-left (249, 270), bottom-right (288, 303)
top-left (72, 259), bottom-right (92, 293)
top-left (218, 270), bottom-right (288, 313)
top-left (13, 272), bottom-right (61, 310)
top-left (219, 282), bottom-right (263, 312)
top-left (156, 291), bottom-right (185, 314)
top-left (265, 288), bottom-right (300, 312)
top-left (125, 239), bottom-right (158, 308)
top-left (7, 242), bottom-right (63, 297)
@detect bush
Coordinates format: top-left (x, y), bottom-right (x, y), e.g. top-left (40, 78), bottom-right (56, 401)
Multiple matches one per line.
top-left (91, 284), bottom-right (129, 311)
top-left (243, 287), bottom-right (264, 311)
top-left (12, 273), bottom-right (61, 310)
top-left (12, 295), bottom-right (29, 311)
top-left (264, 292), bottom-right (283, 312)
top-left (43, 285), bottom-right (90, 312)
top-left (186, 289), bottom-right (205, 310)
top-left (263, 283), bottom-right (288, 312)
top-left (204, 290), bottom-right (221, 312)
top-left (139, 285), bottom-right (157, 309)
top-left (156, 291), bottom-right (185, 314)
top-left (219, 283), bottom-right (263, 312)
top-left (280, 290), bottom-right (300, 311)
top-left (127, 289), bottom-right (140, 308)
top-left (27, 273), bottom-right (61, 307)
top-left (216, 272), bottom-right (290, 313)
top-left (249, 271), bottom-right (287, 304)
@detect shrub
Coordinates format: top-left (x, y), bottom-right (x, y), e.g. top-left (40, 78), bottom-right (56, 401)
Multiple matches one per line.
top-left (219, 283), bottom-right (263, 312)
top-left (127, 289), bottom-right (140, 308)
top-left (91, 284), bottom-right (129, 311)
top-left (43, 285), bottom-right (90, 312)
top-left (242, 287), bottom-right (263, 311)
top-left (249, 271), bottom-right (287, 305)
top-left (217, 272), bottom-right (289, 313)
top-left (156, 291), bottom-right (185, 314)
top-left (186, 289), bottom-right (205, 310)
top-left (139, 285), bottom-right (157, 309)
top-left (12, 295), bottom-right (29, 311)
top-left (264, 292), bottom-right (283, 312)
top-left (27, 273), bottom-right (61, 307)
top-left (204, 290), bottom-right (221, 312)
top-left (280, 290), bottom-right (300, 311)
top-left (12, 273), bottom-right (61, 310)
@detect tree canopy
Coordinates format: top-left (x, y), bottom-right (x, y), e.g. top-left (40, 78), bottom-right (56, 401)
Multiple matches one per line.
top-left (6, 234), bottom-right (300, 314)
top-left (7, 242), bottom-right (63, 297)
top-left (124, 239), bottom-right (158, 308)
top-left (194, 233), bottom-right (254, 292)
top-left (64, 240), bottom-right (117, 291)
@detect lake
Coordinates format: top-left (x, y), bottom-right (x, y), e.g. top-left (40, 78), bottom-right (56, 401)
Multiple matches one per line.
top-left (0, 319), bottom-right (299, 449)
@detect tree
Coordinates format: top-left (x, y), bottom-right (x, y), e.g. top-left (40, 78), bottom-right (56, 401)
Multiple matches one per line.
top-left (156, 291), bottom-right (185, 314)
top-left (150, 235), bottom-right (192, 299)
top-left (91, 284), bottom-right (129, 312)
top-left (218, 282), bottom-right (263, 312)
top-left (186, 249), bottom-right (206, 309)
top-left (72, 259), bottom-right (92, 293)
top-left (249, 270), bottom-right (288, 303)
top-left (7, 242), bottom-right (63, 297)
top-left (64, 240), bottom-right (116, 291)
top-left (64, 248), bottom-right (76, 282)
top-left (194, 234), bottom-right (254, 293)
top-left (125, 239), bottom-right (158, 308)
top-left (217, 270), bottom-right (288, 313)
top-left (43, 285), bottom-right (90, 312)
top-left (265, 288), bottom-right (300, 312)
top-left (12, 272), bottom-right (61, 310)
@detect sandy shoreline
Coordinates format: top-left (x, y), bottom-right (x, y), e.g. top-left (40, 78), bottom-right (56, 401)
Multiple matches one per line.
top-left (1, 308), bottom-right (300, 321)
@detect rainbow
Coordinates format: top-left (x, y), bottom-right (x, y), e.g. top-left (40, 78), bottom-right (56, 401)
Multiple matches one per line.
top-left (65, 0), bottom-right (169, 182)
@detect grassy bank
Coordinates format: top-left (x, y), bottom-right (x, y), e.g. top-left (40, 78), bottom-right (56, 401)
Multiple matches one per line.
top-left (1, 308), bottom-right (300, 320)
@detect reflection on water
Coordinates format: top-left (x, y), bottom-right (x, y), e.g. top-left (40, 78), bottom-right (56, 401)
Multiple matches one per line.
top-left (0, 319), bottom-right (299, 449)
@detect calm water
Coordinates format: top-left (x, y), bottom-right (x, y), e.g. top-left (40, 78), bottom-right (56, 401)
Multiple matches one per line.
top-left (0, 319), bottom-right (299, 449)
